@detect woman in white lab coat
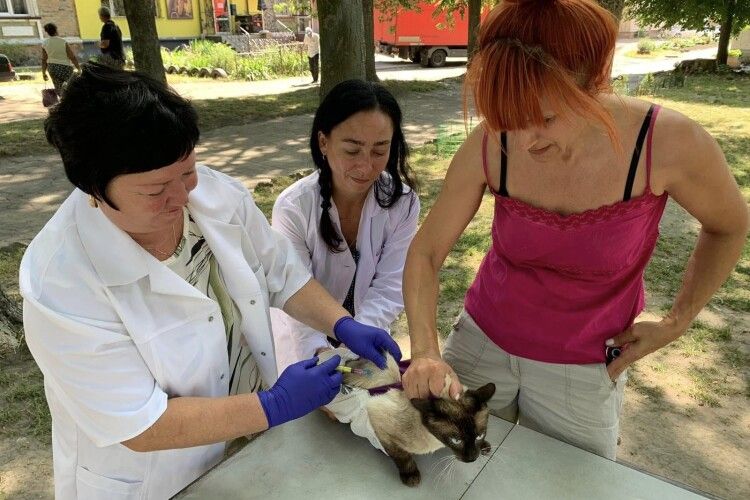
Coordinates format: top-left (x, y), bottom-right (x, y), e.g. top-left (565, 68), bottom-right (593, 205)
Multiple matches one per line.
top-left (271, 79), bottom-right (420, 372)
top-left (20, 64), bottom-right (401, 500)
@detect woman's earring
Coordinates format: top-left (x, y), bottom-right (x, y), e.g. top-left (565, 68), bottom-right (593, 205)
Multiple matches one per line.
top-left (88, 195), bottom-right (98, 208)
top-left (322, 153), bottom-right (327, 163)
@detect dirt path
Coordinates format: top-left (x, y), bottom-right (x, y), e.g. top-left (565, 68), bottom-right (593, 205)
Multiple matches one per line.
top-left (0, 82), bottom-right (465, 248)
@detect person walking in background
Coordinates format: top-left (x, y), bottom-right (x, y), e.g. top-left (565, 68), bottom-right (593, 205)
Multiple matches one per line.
top-left (304, 26), bottom-right (320, 84)
top-left (41, 23), bottom-right (80, 96)
top-left (98, 6), bottom-right (125, 69)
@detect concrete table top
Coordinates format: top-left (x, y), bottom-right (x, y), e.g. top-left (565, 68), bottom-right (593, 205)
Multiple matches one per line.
top-left (463, 425), bottom-right (704, 500)
top-left (177, 411), bottom-right (705, 499)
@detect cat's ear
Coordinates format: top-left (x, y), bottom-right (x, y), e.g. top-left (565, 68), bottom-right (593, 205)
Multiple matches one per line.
top-left (410, 398), bottom-right (434, 415)
top-left (467, 383), bottom-right (496, 405)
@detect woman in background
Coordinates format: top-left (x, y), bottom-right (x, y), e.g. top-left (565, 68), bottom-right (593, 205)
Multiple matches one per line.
top-left (41, 23), bottom-right (79, 95)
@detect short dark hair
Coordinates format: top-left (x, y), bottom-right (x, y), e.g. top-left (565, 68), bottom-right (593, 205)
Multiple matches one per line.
top-left (310, 79), bottom-right (417, 252)
top-left (44, 63), bottom-right (200, 209)
top-left (43, 23), bottom-right (58, 36)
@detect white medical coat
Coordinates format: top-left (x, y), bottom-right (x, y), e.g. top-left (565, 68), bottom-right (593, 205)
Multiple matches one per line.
top-left (19, 166), bottom-right (311, 499)
top-left (270, 171), bottom-right (419, 371)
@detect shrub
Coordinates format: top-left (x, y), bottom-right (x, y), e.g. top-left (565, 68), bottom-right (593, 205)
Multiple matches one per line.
top-left (728, 49), bottom-right (742, 58)
top-left (637, 39), bottom-right (656, 55)
top-left (0, 42), bottom-right (38, 66)
top-left (160, 40), bottom-right (307, 80)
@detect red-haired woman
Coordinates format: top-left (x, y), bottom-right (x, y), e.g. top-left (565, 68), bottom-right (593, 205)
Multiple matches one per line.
top-left (402, 0), bottom-right (748, 459)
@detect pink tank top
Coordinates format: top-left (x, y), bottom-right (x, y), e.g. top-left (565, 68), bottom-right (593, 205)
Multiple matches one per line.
top-left (464, 105), bottom-right (667, 364)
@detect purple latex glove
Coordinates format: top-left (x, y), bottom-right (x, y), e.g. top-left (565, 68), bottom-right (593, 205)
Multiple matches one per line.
top-left (258, 355), bottom-right (342, 428)
top-left (333, 317), bottom-right (402, 369)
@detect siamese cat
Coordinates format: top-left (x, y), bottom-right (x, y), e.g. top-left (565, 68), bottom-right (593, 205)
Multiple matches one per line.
top-left (337, 353), bottom-right (496, 487)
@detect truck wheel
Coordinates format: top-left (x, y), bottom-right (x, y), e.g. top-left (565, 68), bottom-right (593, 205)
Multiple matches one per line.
top-left (419, 51), bottom-right (430, 68)
top-left (429, 49), bottom-right (447, 68)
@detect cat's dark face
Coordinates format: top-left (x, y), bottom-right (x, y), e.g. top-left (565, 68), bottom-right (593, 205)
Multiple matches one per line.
top-left (410, 383), bottom-right (496, 463)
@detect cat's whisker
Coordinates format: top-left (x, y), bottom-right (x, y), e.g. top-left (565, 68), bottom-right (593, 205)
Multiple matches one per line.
top-left (428, 453), bottom-right (454, 477)
top-left (427, 453), bottom-right (453, 475)
top-left (445, 456), bottom-right (458, 484)
top-left (434, 454), bottom-right (457, 487)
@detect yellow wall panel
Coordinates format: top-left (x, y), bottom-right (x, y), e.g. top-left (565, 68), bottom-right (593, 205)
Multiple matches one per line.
top-left (75, 0), bottom-right (205, 41)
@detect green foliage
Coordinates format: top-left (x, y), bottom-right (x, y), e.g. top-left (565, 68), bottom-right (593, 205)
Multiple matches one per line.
top-left (0, 42), bottom-right (37, 66)
top-left (274, 0), bottom-right (312, 15)
top-left (638, 39), bottom-right (657, 54)
top-left (659, 34), bottom-right (714, 50)
top-left (627, 0), bottom-right (749, 37)
top-left (161, 40), bottom-right (308, 81)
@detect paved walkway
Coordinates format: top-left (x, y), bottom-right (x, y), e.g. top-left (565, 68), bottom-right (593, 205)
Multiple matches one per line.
top-left (0, 54), bottom-right (468, 123)
top-left (0, 81), bottom-right (466, 247)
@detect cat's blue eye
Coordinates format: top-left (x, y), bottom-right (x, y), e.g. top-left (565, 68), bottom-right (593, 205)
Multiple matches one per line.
top-left (475, 433), bottom-right (485, 441)
top-left (449, 437), bottom-right (462, 446)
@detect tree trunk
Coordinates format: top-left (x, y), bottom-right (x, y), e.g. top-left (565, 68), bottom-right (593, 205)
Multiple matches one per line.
top-left (200, 0), bottom-right (216, 36)
top-left (318, 0), bottom-right (366, 99)
top-left (597, 0), bottom-right (625, 22)
top-left (467, 0), bottom-right (481, 60)
top-left (0, 285), bottom-right (22, 354)
top-left (716, 0), bottom-right (736, 65)
top-left (363, 0), bottom-right (379, 82)
top-left (123, 0), bottom-right (166, 84)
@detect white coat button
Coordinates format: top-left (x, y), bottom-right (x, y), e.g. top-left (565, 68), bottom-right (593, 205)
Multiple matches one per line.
top-left (250, 300), bottom-right (256, 305)
top-left (208, 316), bottom-right (214, 322)
top-left (260, 352), bottom-right (266, 356)
top-left (220, 373), bottom-right (225, 380)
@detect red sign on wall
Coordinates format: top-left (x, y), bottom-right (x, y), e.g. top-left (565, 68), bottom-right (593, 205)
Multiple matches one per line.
top-left (213, 0), bottom-right (227, 18)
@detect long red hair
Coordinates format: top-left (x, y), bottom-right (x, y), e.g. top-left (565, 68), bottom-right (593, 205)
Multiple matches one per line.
top-left (466, 0), bottom-right (619, 144)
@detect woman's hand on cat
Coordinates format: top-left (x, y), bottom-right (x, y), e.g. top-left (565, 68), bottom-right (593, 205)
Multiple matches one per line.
top-left (605, 318), bottom-right (685, 380)
top-left (403, 353), bottom-right (462, 400)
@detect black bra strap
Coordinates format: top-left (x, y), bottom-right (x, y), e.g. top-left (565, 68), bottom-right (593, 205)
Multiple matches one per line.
top-left (499, 132), bottom-right (509, 197)
top-left (623, 105), bottom-right (655, 201)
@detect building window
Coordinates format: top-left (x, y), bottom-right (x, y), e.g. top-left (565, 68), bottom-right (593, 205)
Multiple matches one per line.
top-left (0, 0), bottom-right (30, 15)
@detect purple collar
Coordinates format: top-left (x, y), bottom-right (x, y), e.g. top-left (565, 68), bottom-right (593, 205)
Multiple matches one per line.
top-left (367, 359), bottom-right (410, 396)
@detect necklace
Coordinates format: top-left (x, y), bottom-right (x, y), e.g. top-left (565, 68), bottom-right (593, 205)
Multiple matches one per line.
top-left (144, 221), bottom-right (183, 259)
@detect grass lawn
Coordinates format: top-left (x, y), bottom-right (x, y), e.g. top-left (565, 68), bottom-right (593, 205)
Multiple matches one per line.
top-left (0, 79), bottom-right (446, 158)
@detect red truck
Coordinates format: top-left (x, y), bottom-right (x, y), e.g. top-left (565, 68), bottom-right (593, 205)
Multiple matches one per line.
top-left (374, 2), bottom-right (487, 67)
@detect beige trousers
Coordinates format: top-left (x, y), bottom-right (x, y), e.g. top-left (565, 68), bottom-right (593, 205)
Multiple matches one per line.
top-left (443, 310), bottom-right (627, 460)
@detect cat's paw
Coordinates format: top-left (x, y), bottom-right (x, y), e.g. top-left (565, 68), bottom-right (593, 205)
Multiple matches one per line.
top-left (480, 440), bottom-right (491, 455)
top-left (400, 469), bottom-right (421, 487)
